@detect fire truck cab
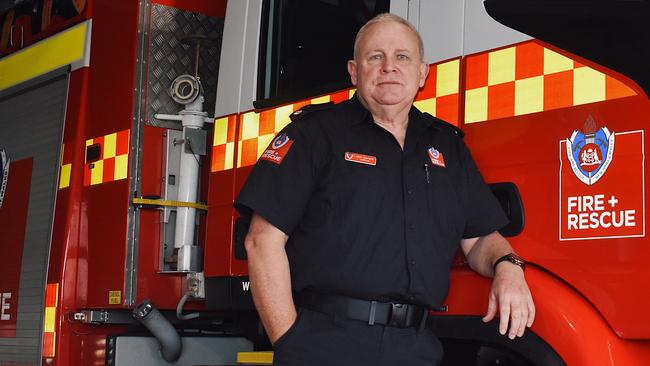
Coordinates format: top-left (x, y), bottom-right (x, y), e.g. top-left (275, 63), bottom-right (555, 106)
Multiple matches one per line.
top-left (0, 0), bottom-right (649, 365)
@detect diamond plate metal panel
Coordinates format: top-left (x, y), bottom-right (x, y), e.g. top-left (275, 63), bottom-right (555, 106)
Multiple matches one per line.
top-left (147, 4), bottom-right (223, 128)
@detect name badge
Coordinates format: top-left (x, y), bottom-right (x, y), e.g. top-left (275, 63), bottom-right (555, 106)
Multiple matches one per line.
top-left (344, 152), bottom-right (377, 166)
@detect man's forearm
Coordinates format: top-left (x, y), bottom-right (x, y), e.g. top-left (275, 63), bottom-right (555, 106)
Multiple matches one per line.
top-left (464, 231), bottom-right (514, 277)
top-left (245, 214), bottom-right (296, 344)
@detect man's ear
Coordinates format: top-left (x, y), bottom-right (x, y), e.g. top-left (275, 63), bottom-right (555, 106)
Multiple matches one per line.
top-left (419, 61), bottom-right (429, 88)
top-left (347, 60), bottom-right (358, 86)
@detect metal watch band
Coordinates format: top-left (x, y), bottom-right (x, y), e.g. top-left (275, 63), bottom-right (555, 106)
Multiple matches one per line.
top-left (493, 253), bottom-right (526, 271)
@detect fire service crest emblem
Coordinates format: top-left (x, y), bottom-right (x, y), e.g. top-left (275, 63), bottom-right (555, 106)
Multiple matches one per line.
top-left (565, 116), bottom-right (614, 186)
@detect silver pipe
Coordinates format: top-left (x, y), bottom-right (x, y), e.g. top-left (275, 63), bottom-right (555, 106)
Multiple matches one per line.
top-left (132, 300), bottom-right (182, 362)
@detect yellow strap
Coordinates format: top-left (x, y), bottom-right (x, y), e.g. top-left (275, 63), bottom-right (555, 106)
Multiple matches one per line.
top-left (132, 197), bottom-right (208, 211)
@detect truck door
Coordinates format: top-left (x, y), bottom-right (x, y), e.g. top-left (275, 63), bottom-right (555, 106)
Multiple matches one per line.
top-left (0, 69), bottom-right (68, 363)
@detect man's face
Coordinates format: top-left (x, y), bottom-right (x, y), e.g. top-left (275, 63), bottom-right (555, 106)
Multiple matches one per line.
top-left (348, 21), bottom-right (428, 109)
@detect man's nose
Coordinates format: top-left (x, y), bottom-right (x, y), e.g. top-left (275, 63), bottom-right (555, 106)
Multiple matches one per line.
top-left (381, 58), bottom-right (397, 73)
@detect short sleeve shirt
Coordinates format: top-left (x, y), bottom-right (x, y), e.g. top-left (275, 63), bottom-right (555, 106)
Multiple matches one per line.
top-left (235, 96), bottom-right (508, 308)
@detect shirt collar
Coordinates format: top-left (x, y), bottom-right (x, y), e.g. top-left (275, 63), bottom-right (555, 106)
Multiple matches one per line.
top-left (408, 106), bottom-right (439, 134)
top-left (341, 92), bottom-right (438, 133)
top-left (340, 93), bottom-right (371, 125)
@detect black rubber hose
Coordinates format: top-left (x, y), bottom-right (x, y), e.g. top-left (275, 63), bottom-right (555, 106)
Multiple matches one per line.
top-left (132, 300), bottom-right (182, 362)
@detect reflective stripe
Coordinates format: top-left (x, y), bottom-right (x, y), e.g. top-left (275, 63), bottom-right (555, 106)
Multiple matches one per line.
top-left (488, 47), bottom-right (516, 86)
top-left (465, 41), bottom-right (637, 124)
top-left (414, 98), bottom-right (436, 116)
top-left (234, 94), bottom-right (343, 169)
top-left (210, 115), bottom-right (237, 172)
top-left (225, 59), bottom-right (463, 170)
top-left (42, 283), bottom-right (59, 358)
top-left (0, 21), bottom-right (91, 91)
top-left (83, 130), bottom-right (130, 186)
top-left (414, 59), bottom-right (461, 124)
top-left (465, 87), bottom-right (488, 123)
top-left (210, 42), bottom-right (638, 168)
top-left (59, 163), bottom-right (71, 189)
top-left (58, 144), bottom-right (71, 189)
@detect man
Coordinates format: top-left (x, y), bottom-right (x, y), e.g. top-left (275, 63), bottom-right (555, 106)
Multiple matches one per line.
top-left (236, 13), bottom-right (535, 366)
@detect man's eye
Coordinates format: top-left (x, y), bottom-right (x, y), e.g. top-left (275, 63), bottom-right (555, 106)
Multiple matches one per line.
top-left (369, 54), bottom-right (382, 61)
top-left (397, 54), bottom-right (409, 60)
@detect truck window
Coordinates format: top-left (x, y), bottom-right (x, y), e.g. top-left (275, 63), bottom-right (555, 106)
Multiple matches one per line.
top-left (257, 0), bottom-right (390, 106)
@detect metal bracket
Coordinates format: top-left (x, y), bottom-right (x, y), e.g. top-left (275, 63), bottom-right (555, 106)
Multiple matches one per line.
top-left (185, 272), bottom-right (205, 299)
top-left (71, 310), bottom-right (140, 325)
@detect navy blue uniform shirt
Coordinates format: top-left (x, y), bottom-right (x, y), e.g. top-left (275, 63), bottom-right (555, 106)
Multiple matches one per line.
top-left (235, 96), bottom-right (508, 308)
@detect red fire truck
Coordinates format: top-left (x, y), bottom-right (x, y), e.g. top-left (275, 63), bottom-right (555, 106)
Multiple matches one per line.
top-left (1, 0), bottom-right (650, 365)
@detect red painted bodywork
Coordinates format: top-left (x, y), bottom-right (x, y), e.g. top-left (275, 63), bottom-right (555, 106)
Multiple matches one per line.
top-left (205, 162), bottom-right (250, 277)
top-left (464, 93), bottom-right (650, 340)
top-left (79, 0), bottom-right (137, 310)
top-left (45, 0), bottom-right (140, 361)
top-left (440, 267), bottom-right (650, 364)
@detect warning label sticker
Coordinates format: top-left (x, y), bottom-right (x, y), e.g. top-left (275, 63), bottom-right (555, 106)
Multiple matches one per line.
top-left (559, 119), bottom-right (644, 240)
top-left (108, 290), bottom-right (122, 305)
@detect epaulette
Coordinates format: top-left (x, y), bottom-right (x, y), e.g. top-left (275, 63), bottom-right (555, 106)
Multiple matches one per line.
top-left (290, 102), bottom-right (334, 122)
top-left (424, 112), bottom-right (464, 138)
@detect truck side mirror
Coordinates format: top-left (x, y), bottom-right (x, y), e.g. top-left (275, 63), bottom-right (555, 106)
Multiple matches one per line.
top-left (489, 182), bottom-right (525, 237)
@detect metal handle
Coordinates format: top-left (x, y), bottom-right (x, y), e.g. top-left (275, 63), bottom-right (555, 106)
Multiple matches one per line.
top-left (9, 24), bottom-right (23, 48)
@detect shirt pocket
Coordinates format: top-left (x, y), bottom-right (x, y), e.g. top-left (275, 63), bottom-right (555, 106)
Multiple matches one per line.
top-left (327, 157), bottom-right (389, 202)
top-left (425, 164), bottom-right (465, 243)
top-left (324, 157), bottom-right (393, 244)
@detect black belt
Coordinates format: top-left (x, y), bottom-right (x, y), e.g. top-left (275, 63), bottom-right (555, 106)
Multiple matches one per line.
top-left (295, 291), bottom-right (429, 329)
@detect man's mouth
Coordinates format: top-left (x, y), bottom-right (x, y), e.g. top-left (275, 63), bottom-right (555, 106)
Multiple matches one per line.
top-left (377, 81), bottom-right (401, 86)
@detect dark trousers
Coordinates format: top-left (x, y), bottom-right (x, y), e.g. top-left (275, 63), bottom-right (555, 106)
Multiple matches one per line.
top-left (273, 307), bottom-right (443, 366)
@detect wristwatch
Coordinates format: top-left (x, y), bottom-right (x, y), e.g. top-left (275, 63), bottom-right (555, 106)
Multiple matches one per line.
top-left (493, 253), bottom-right (526, 271)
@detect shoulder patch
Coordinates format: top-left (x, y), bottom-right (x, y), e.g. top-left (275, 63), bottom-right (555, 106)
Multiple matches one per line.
top-left (260, 133), bottom-right (294, 165)
top-left (290, 102), bottom-right (334, 122)
top-left (423, 113), bottom-right (464, 138)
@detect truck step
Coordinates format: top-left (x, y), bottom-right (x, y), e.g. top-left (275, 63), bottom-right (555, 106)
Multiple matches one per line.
top-left (237, 351), bottom-right (274, 365)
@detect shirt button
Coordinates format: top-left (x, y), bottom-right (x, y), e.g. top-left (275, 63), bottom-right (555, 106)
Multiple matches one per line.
top-left (409, 224), bottom-right (416, 230)
top-left (407, 189), bottom-right (412, 195)
top-left (410, 260), bottom-right (416, 266)
top-left (408, 295), bottom-right (415, 301)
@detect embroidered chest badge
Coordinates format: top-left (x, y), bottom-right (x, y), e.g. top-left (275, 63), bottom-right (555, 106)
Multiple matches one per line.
top-left (260, 133), bottom-right (294, 164)
top-left (427, 147), bottom-right (446, 168)
top-left (344, 152), bottom-right (377, 166)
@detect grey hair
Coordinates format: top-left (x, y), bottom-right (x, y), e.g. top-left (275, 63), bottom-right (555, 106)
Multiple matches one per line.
top-left (353, 13), bottom-right (424, 61)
